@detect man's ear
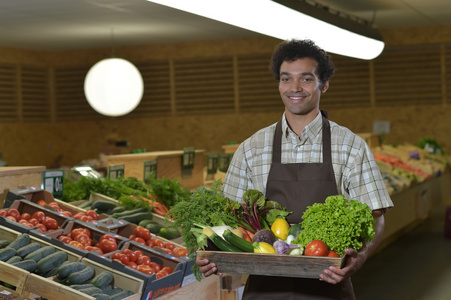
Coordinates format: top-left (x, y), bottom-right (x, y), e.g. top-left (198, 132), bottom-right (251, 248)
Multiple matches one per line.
top-left (321, 81), bottom-right (330, 93)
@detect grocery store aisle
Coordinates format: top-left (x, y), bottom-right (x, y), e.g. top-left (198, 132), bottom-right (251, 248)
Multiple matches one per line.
top-left (352, 204), bottom-right (451, 300)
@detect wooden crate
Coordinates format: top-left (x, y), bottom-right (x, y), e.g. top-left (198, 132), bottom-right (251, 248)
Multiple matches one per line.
top-left (357, 133), bottom-right (380, 149)
top-left (222, 144), bottom-right (240, 154)
top-left (105, 150), bottom-right (205, 189)
top-left (0, 166), bottom-right (45, 205)
top-left (196, 251), bottom-right (345, 279)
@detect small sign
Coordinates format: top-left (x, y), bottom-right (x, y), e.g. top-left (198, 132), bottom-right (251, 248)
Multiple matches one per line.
top-left (41, 170), bottom-right (64, 199)
top-left (144, 159), bottom-right (158, 183)
top-left (73, 165), bottom-right (102, 178)
top-left (109, 164), bottom-right (125, 179)
top-left (182, 147), bottom-right (195, 170)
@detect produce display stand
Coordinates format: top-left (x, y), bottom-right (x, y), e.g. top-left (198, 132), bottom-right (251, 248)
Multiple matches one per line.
top-left (105, 149), bottom-right (206, 189)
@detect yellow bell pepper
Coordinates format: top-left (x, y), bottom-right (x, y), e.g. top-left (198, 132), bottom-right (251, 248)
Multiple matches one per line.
top-left (271, 218), bottom-right (290, 241)
top-left (253, 242), bottom-right (276, 254)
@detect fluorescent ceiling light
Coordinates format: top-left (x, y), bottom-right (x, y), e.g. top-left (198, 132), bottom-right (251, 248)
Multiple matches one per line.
top-left (146, 0), bottom-right (384, 60)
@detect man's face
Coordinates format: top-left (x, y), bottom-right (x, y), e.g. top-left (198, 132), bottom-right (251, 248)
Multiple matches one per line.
top-left (279, 58), bottom-right (328, 118)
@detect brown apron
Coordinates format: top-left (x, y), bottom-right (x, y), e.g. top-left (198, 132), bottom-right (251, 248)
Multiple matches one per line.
top-left (242, 111), bottom-right (355, 300)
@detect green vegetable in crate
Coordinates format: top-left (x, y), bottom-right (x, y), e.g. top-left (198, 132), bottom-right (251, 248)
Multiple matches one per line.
top-left (144, 221), bottom-right (163, 234)
top-left (0, 240), bottom-right (11, 249)
top-left (222, 229), bottom-right (254, 252)
top-left (35, 251), bottom-right (68, 275)
top-left (6, 256), bottom-right (22, 264)
top-left (78, 287), bottom-right (104, 296)
top-left (65, 266), bottom-right (95, 285)
top-left (91, 293), bottom-right (111, 300)
top-left (24, 245), bottom-right (56, 262)
top-left (16, 243), bottom-right (41, 258)
top-left (159, 227), bottom-right (181, 240)
top-left (0, 248), bottom-right (17, 262)
top-left (11, 259), bottom-right (37, 272)
top-left (90, 271), bottom-right (114, 289)
top-left (6, 233), bottom-right (30, 250)
top-left (57, 262), bottom-right (87, 280)
top-left (91, 200), bottom-right (117, 212)
top-left (296, 195), bottom-right (376, 254)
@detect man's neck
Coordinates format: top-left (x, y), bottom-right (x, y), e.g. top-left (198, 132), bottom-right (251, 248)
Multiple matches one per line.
top-left (285, 110), bottom-right (319, 138)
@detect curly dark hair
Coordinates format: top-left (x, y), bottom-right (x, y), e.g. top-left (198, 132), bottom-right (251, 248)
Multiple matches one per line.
top-left (270, 39), bottom-right (335, 84)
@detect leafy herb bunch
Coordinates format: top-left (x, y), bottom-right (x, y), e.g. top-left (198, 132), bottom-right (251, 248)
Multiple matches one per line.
top-left (296, 195), bottom-right (376, 254)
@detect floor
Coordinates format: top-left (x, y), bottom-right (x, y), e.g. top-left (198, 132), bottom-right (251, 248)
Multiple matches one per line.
top-left (352, 204), bottom-right (451, 300)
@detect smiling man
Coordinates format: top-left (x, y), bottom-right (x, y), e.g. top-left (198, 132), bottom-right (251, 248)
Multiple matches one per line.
top-left (196, 39), bottom-right (393, 299)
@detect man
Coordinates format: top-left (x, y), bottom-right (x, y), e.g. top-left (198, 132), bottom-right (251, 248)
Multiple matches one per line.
top-left (197, 39), bottom-right (393, 299)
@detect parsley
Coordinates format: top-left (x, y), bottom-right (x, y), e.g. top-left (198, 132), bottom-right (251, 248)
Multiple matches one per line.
top-left (296, 195), bottom-right (375, 254)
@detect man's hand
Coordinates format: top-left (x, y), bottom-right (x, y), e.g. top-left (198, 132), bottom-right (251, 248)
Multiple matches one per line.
top-left (196, 257), bottom-right (222, 277)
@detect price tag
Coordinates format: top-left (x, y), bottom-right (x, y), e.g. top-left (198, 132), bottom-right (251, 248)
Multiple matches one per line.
top-left (144, 159), bottom-right (158, 183)
top-left (41, 170), bottom-right (64, 199)
top-left (109, 164), bottom-right (125, 179)
top-left (182, 147), bottom-right (195, 170)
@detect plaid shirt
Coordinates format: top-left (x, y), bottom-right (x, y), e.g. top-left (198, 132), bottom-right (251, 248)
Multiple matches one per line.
top-left (222, 112), bottom-right (393, 211)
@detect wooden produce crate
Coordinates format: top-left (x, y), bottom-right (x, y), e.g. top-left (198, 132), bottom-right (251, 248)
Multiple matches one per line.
top-left (196, 251), bottom-right (346, 279)
top-left (105, 150), bottom-right (206, 189)
top-left (222, 144), bottom-right (240, 154)
top-left (0, 166), bottom-right (45, 196)
top-left (357, 133), bottom-right (380, 149)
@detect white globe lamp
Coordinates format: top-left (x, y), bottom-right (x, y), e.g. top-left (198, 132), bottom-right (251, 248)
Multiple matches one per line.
top-left (84, 58), bottom-right (144, 117)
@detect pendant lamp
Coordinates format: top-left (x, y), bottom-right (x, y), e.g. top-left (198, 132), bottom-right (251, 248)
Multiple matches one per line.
top-left (84, 57), bottom-right (144, 117)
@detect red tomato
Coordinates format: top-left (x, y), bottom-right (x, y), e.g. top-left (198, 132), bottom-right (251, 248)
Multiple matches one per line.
top-left (75, 234), bottom-right (92, 247)
top-left (20, 213), bottom-right (31, 221)
top-left (6, 216), bottom-right (17, 222)
top-left (146, 239), bottom-right (156, 248)
top-left (164, 249), bottom-right (173, 255)
top-left (69, 241), bottom-right (85, 249)
top-left (31, 211), bottom-right (46, 223)
top-left (154, 239), bottom-right (165, 249)
top-left (156, 270), bottom-right (168, 279)
top-left (71, 228), bottom-right (89, 240)
top-left (100, 234), bottom-right (116, 243)
top-left (133, 237), bottom-right (146, 245)
top-left (111, 252), bottom-right (122, 260)
top-left (327, 250), bottom-right (340, 257)
top-left (48, 202), bottom-right (61, 212)
top-left (58, 235), bottom-right (72, 244)
top-left (122, 249), bottom-right (137, 262)
top-left (161, 266), bottom-right (173, 274)
top-left (84, 210), bottom-right (98, 221)
top-left (137, 265), bottom-right (154, 275)
top-left (149, 262), bottom-right (161, 273)
top-left (7, 209), bottom-right (20, 221)
top-left (163, 242), bottom-right (175, 251)
top-left (127, 262), bottom-right (138, 270)
top-left (128, 235), bottom-right (137, 240)
top-left (42, 217), bottom-right (58, 230)
top-left (136, 255), bottom-right (151, 266)
top-left (59, 211), bottom-right (73, 218)
top-left (305, 240), bottom-right (329, 257)
top-left (134, 226), bottom-right (151, 241)
top-left (36, 200), bottom-right (47, 207)
top-left (134, 250), bottom-right (143, 260)
top-left (172, 247), bottom-right (188, 257)
top-left (0, 210), bottom-right (8, 217)
top-left (99, 239), bottom-right (117, 253)
top-left (28, 218), bottom-right (39, 226)
top-left (73, 213), bottom-right (85, 220)
top-left (119, 254), bottom-right (130, 265)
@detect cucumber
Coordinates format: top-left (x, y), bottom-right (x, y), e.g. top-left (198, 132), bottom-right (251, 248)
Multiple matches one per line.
top-left (0, 240), bottom-right (11, 249)
top-left (91, 200), bottom-right (117, 212)
top-left (202, 227), bottom-right (242, 252)
top-left (91, 293), bottom-right (111, 300)
top-left (110, 290), bottom-right (133, 300)
top-left (7, 233), bottom-right (30, 250)
top-left (24, 245), bottom-right (56, 262)
top-left (65, 266), bottom-right (95, 285)
top-left (69, 284), bottom-right (96, 290)
top-left (110, 206), bottom-right (128, 214)
top-left (100, 284), bottom-right (113, 294)
top-left (0, 247), bottom-right (17, 262)
top-left (112, 207), bottom-right (148, 218)
top-left (119, 211), bottom-right (152, 224)
top-left (16, 243), bottom-right (41, 258)
top-left (57, 262), bottom-right (87, 280)
top-left (78, 287), bottom-right (104, 295)
top-left (159, 227), bottom-right (181, 240)
top-left (79, 199), bottom-right (94, 209)
top-left (6, 256), bottom-right (22, 264)
top-left (12, 259), bottom-right (37, 272)
top-left (90, 271), bottom-right (114, 289)
top-left (105, 287), bottom-right (124, 296)
top-left (146, 222), bottom-right (163, 234)
top-left (35, 251), bottom-right (68, 275)
top-left (138, 219), bottom-right (157, 227)
top-left (222, 229), bottom-right (254, 252)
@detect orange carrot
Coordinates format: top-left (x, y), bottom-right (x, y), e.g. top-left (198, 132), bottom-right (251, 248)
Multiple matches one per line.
top-left (237, 227), bottom-right (252, 242)
top-left (246, 230), bottom-right (255, 241)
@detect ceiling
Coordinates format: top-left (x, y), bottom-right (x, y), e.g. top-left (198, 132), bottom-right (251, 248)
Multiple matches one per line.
top-left (0, 0), bottom-right (450, 52)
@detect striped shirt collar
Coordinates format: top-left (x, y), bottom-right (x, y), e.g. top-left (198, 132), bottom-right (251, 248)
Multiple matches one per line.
top-left (281, 112), bottom-right (323, 144)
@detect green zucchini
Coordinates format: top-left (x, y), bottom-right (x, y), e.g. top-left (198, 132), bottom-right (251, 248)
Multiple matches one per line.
top-left (202, 227), bottom-right (242, 252)
top-left (91, 200), bottom-right (117, 212)
top-left (7, 233), bottom-right (30, 250)
top-left (12, 259), bottom-right (37, 272)
top-left (90, 271), bottom-right (114, 289)
top-left (222, 229), bottom-right (254, 252)
top-left (145, 222), bottom-right (163, 234)
top-left (111, 207), bottom-right (148, 218)
top-left (6, 256), bottom-right (22, 264)
top-left (65, 266), bottom-right (95, 285)
top-left (118, 211), bottom-right (152, 224)
top-left (159, 227), bottom-right (181, 240)
top-left (0, 240), bottom-right (11, 249)
top-left (16, 243), bottom-right (41, 258)
top-left (138, 219), bottom-right (156, 228)
top-left (110, 205), bottom-right (128, 214)
top-left (0, 247), bottom-right (17, 262)
top-left (78, 199), bottom-right (94, 209)
top-left (24, 245), bottom-right (56, 262)
top-left (57, 262), bottom-right (87, 280)
top-left (35, 251), bottom-right (68, 275)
